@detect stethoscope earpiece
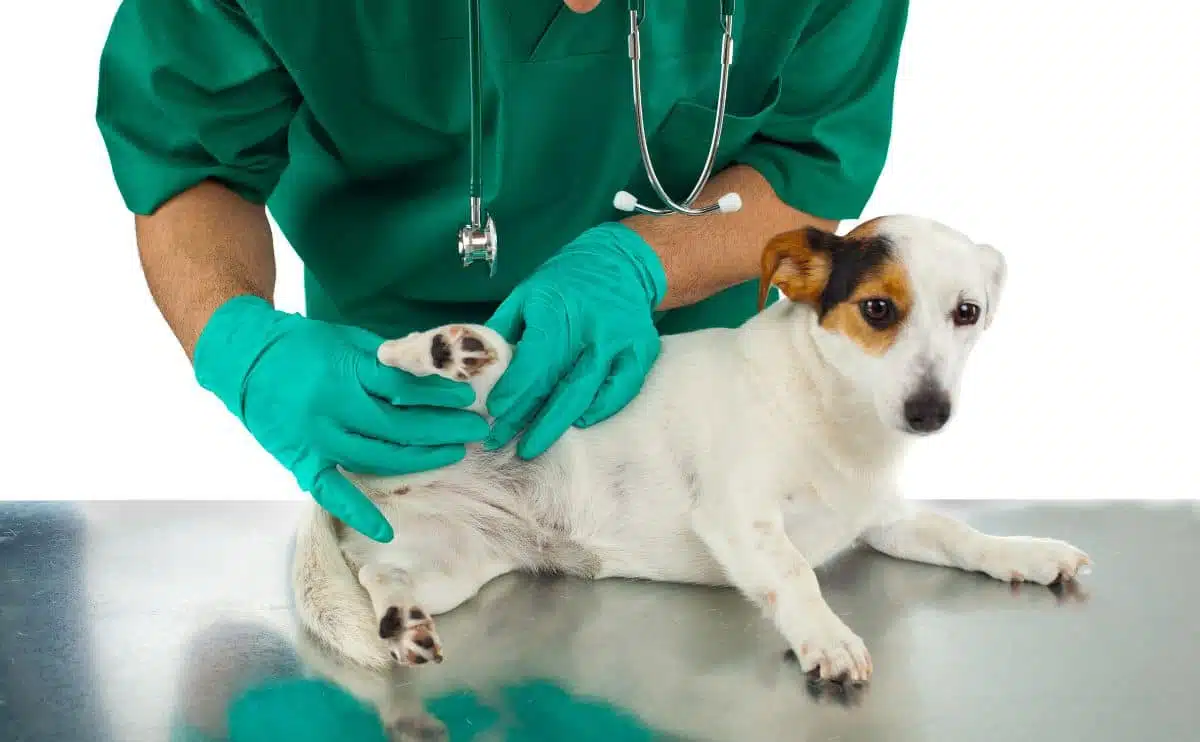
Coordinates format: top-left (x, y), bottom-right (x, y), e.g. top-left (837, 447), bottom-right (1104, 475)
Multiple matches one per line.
top-left (613, 190), bottom-right (742, 215)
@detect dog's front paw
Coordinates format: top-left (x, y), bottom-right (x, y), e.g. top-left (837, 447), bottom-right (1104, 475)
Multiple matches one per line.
top-left (379, 605), bottom-right (444, 666)
top-left (977, 536), bottom-right (1091, 586)
top-left (786, 608), bottom-right (872, 685)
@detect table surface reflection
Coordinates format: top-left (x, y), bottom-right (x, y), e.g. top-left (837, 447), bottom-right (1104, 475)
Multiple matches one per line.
top-left (2, 499), bottom-right (1197, 742)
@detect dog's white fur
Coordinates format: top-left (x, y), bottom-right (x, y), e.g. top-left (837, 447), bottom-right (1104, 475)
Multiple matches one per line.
top-left (292, 215), bottom-right (1090, 684)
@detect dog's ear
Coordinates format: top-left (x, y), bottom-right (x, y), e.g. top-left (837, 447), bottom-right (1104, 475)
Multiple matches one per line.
top-left (757, 227), bottom-right (839, 311)
top-left (977, 243), bottom-right (1007, 329)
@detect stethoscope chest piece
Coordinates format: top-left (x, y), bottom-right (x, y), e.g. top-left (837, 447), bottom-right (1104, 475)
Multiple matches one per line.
top-left (457, 210), bottom-right (497, 277)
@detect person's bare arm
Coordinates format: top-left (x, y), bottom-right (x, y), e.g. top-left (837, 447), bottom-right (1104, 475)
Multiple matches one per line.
top-left (622, 164), bottom-right (838, 311)
top-left (134, 180), bottom-right (276, 362)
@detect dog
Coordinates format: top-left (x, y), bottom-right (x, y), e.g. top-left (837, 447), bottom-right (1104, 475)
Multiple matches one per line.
top-left (292, 214), bottom-right (1091, 686)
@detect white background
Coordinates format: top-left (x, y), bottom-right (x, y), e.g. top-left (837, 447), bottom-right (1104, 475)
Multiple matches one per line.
top-left (0, 3), bottom-right (1196, 503)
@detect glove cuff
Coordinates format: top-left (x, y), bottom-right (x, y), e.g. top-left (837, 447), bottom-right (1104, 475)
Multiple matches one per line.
top-left (582, 222), bottom-right (669, 308)
top-left (193, 295), bottom-right (298, 423)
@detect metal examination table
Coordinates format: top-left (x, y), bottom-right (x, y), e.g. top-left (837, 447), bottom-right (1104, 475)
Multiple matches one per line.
top-left (2, 500), bottom-right (1197, 741)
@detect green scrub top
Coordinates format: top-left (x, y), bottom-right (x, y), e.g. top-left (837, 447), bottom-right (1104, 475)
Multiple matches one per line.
top-left (96, 0), bottom-right (908, 340)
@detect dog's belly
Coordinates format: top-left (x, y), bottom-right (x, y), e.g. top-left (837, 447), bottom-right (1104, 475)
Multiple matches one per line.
top-left (586, 525), bottom-right (727, 585)
top-left (553, 465), bottom-right (726, 585)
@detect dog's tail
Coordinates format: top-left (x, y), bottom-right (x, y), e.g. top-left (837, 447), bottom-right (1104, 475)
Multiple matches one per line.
top-left (291, 504), bottom-right (391, 670)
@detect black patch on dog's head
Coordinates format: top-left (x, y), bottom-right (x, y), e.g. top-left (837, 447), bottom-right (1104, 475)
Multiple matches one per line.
top-left (804, 228), bottom-right (894, 319)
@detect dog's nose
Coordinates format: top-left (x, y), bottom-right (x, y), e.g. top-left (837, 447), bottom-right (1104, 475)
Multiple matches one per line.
top-left (904, 390), bottom-right (951, 433)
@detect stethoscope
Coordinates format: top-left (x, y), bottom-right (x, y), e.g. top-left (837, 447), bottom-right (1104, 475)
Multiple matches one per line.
top-left (458, 0), bottom-right (742, 277)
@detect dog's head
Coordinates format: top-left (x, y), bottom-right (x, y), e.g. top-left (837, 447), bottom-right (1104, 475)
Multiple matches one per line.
top-left (758, 215), bottom-right (1006, 436)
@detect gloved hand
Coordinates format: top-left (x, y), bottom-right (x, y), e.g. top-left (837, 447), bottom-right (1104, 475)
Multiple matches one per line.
top-left (484, 222), bottom-right (667, 459)
top-left (194, 295), bottom-right (488, 542)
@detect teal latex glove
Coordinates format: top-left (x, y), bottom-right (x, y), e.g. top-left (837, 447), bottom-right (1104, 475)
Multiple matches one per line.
top-left (194, 295), bottom-right (488, 542)
top-left (484, 222), bottom-right (667, 459)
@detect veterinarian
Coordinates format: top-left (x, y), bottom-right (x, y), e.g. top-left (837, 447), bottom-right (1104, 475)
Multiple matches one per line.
top-left (96, 0), bottom-right (908, 542)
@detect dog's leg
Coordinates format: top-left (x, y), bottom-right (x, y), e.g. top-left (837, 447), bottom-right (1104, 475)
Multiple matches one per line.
top-left (691, 504), bottom-right (872, 684)
top-left (860, 506), bottom-right (1091, 585)
top-left (353, 324), bottom-right (517, 670)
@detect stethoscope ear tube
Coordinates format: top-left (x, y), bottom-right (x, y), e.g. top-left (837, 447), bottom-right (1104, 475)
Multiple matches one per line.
top-left (616, 4), bottom-right (741, 216)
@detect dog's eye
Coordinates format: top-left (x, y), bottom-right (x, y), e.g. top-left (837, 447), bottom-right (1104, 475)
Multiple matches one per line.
top-left (859, 298), bottom-right (897, 330)
top-left (953, 302), bottom-right (981, 326)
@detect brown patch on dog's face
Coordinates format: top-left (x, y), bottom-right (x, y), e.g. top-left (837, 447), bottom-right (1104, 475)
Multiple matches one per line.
top-left (818, 258), bottom-right (913, 356)
top-left (758, 225), bottom-right (914, 356)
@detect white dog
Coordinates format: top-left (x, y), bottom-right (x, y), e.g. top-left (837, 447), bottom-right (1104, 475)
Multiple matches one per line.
top-left (292, 215), bottom-right (1090, 686)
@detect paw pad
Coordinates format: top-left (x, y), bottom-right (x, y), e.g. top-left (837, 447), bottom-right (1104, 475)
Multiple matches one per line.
top-left (378, 604), bottom-right (444, 666)
top-left (431, 326), bottom-right (498, 381)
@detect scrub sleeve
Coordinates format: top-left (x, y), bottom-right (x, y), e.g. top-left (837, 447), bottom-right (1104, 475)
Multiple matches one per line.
top-left (96, 0), bottom-right (296, 215)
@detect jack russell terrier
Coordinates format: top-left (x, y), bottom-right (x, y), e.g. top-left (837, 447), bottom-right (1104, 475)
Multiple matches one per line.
top-left (291, 215), bottom-right (1091, 686)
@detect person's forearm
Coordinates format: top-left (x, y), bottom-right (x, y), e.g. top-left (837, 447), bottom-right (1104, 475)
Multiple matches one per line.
top-left (134, 180), bottom-right (276, 362)
top-left (622, 164), bottom-right (837, 310)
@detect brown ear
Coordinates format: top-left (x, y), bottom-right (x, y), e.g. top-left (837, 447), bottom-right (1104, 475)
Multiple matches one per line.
top-left (757, 228), bottom-right (837, 311)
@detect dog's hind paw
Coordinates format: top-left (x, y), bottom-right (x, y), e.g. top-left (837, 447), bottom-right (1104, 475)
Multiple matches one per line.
top-left (379, 605), bottom-right (444, 666)
top-left (432, 325), bottom-right (500, 381)
top-left (378, 324), bottom-right (504, 383)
